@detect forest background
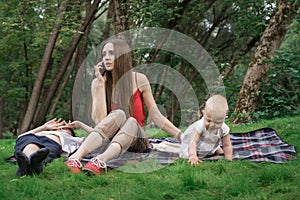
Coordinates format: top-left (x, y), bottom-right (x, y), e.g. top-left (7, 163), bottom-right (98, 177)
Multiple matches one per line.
top-left (0, 0), bottom-right (299, 138)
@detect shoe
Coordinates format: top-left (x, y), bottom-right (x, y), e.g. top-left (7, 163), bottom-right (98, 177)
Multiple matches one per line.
top-left (82, 157), bottom-right (107, 176)
top-left (65, 158), bottom-right (82, 174)
top-left (30, 148), bottom-right (50, 174)
top-left (15, 151), bottom-right (31, 176)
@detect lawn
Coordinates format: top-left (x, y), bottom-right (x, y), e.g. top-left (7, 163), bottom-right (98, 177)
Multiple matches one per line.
top-left (0, 116), bottom-right (299, 200)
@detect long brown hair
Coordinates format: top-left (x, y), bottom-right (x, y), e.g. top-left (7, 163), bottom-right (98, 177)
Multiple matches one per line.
top-left (101, 38), bottom-right (134, 118)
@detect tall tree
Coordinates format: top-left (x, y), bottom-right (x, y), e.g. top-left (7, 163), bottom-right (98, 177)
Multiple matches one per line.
top-left (19, 0), bottom-right (70, 133)
top-left (231, 0), bottom-right (300, 124)
top-left (110, 0), bottom-right (130, 34)
top-left (2, 0), bottom-right (299, 135)
top-left (32, 0), bottom-right (103, 128)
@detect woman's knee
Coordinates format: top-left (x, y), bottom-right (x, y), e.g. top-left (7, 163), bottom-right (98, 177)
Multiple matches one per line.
top-left (124, 117), bottom-right (139, 128)
top-left (126, 117), bottom-right (138, 124)
top-left (110, 109), bottom-right (126, 126)
top-left (95, 109), bottom-right (126, 134)
top-left (120, 117), bottom-right (139, 136)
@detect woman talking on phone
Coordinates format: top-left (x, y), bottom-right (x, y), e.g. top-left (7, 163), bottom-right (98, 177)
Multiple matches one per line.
top-left (66, 38), bottom-right (182, 175)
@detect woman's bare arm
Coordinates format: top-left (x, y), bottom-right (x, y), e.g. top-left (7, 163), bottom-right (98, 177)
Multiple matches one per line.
top-left (68, 120), bottom-right (94, 133)
top-left (18, 119), bottom-right (65, 137)
top-left (138, 73), bottom-right (182, 139)
top-left (91, 63), bottom-right (107, 124)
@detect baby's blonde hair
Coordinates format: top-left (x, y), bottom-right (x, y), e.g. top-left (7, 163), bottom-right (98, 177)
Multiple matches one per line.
top-left (203, 94), bottom-right (228, 118)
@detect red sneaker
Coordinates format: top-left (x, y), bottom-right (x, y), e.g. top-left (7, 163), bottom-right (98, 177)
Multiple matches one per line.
top-left (65, 158), bottom-right (82, 174)
top-left (82, 157), bottom-right (107, 176)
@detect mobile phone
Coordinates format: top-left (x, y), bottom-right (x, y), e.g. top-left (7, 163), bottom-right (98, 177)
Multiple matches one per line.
top-left (99, 63), bottom-right (106, 75)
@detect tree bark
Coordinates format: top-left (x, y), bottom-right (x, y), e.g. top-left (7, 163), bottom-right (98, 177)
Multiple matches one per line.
top-left (19, 0), bottom-right (69, 133)
top-left (110, 0), bottom-right (129, 35)
top-left (102, 1), bottom-right (112, 40)
top-left (49, 58), bottom-right (75, 117)
top-left (33, 0), bottom-right (102, 127)
top-left (231, 0), bottom-right (300, 124)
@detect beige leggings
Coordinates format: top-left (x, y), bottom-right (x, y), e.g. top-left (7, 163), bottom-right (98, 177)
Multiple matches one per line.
top-left (82, 109), bottom-right (149, 158)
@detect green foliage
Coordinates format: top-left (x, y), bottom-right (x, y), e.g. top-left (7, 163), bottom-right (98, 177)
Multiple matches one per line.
top-left (126, 0), bottom-right (183, 28)
top-left (0, 0), bottom-right (299, 134)
top-left (126, 0), bottom-right (279, 124)
top-left (217, 0), bottom-right (276, 117)
top-left (256, 13), bottom-right (300, 120)
top-left (0, 0), bottom-right (58, 130)
top-left (0, 0), bottom-right (87, 132)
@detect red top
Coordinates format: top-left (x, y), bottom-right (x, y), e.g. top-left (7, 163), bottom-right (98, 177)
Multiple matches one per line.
top-left (132, 88), bottom-right (146, 126)
top-left (111, 73), bottom-right (146, 126)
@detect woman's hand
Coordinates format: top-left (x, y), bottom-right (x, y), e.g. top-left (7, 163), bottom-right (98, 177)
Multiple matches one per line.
top-left (43, 118), bottom-right (65, 130)
top-left (94, 62), bottom-right (106, 83)
top-left (68, 120), bottom-right (94, 133)
top-left (68, 120), bottom-right (81, 129)
top-left (91, 63), bottom-right (108, 124)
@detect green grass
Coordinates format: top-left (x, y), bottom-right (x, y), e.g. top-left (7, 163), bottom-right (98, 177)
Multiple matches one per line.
top-left (0, 116), bottom-right (299, 200)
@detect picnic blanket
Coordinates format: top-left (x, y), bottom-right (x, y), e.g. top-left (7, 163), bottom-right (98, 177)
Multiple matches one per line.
top-left (6, 128), bottom-right (297, 168)
top-left (82, 127), bottom-right (297, 168)
top-left (230, 127), bottom-right (297, 163)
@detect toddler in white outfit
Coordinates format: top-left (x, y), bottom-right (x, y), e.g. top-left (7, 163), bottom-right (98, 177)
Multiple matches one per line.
top-left (180, 94), bottom-right (233, 165)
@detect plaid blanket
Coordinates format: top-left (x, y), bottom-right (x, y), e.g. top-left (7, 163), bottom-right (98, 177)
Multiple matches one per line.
top-left (6, 128), bottom-right (297, 167)
top-left (82, 147), bottom-right (180, 169)
top-left (82, 127), bottom-right (297, 168)
top-left (229, 127), bottom-right (297, 163)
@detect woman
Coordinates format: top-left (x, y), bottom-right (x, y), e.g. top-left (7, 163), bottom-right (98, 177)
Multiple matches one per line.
top-left (14, 119), bottom-right (84, 176)
top-left (66, 38), bottom-right (182, 175)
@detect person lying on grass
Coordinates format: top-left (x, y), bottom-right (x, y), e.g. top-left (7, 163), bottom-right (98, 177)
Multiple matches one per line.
top-left (14, 119), bottom-right (85, 176)
top-left (180, 94), bottom-right (233, 165)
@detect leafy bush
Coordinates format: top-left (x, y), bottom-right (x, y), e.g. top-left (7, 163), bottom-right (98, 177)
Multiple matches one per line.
top-left (256, 15), bottom-right (300, 120)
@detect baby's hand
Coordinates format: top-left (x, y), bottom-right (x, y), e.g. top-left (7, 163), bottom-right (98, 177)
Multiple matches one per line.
top-left (188, 155), bottom-right (202, 166)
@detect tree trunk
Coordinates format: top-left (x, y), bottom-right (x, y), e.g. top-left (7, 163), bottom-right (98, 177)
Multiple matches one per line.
top-left (19, 0), bottom-right (69, 133)
top-left (71, 0), bottom-right (102, 123)
top-left (49, 59), bottom-right (75, 117)
top-left (102, 0), bottom-right (111, 40)
top-left (144, 0), bottom-right (193, 123)
top-left (231, 0), bottom-right (300, 124)
top-left (32, 0), bottom-right (102, 127)
top-left (110, 0), bottom-right (129, 35)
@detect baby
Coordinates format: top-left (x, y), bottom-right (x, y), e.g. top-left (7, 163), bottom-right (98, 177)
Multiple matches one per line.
top-left (180, 94), bottom-right (232, 165)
